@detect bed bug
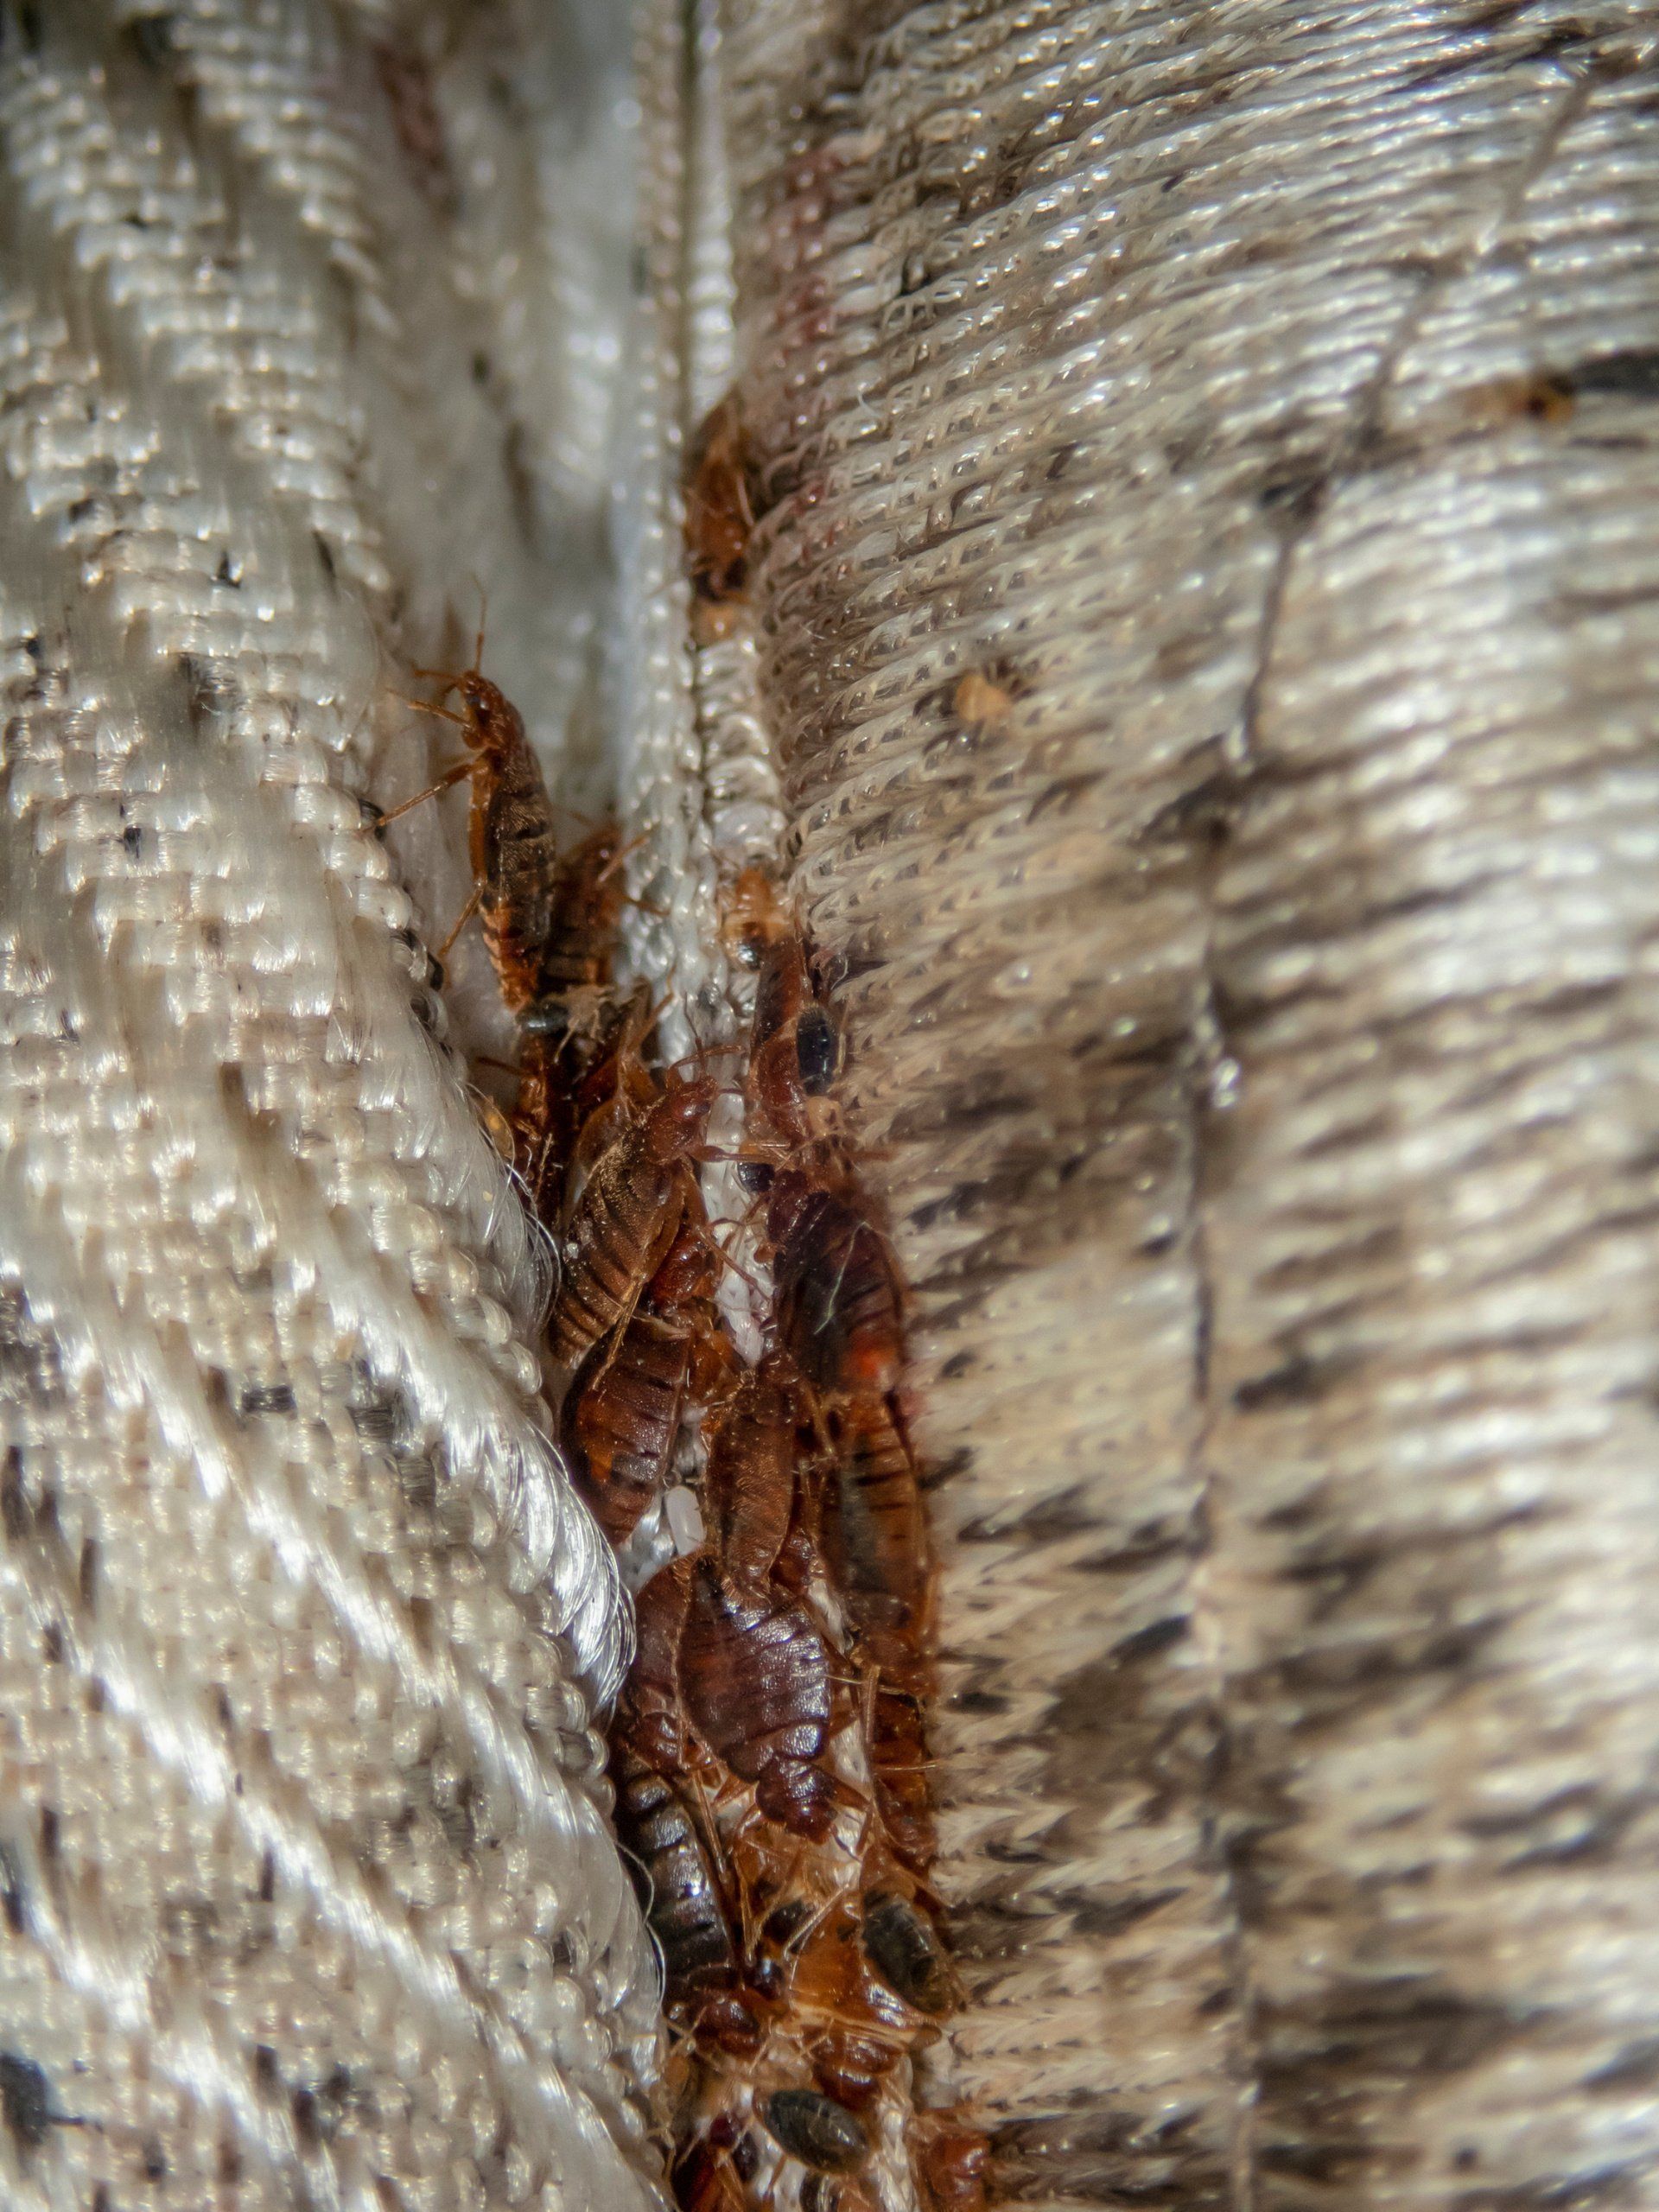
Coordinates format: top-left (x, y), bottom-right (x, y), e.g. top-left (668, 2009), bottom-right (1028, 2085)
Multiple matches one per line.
top-left (781, 1897), bottom-right (926, 2110)
top-left (723, 866), bottom-right (790, 966)
top-left (378, 639), bottom-right (638, 1202)
top-left (752, 955), bottom-right (840, 1157)
top-left (952, 665), bottom-right (1020, 732)
top-left (557, 989), bottom-right (671, 1218)
top-left (658, 1212), bottom-right (742, 1408)
top-left (860, 1891), bottom-right (956, 2018)
top-left (679, 1556), bottom-right (835, 1838)
top-left (548, 1067), bottom-right (718, 1370)
top-left (519, 821), bottom-right (638, 1045)
top-left (618, 1554), bottom-right (696, 1773)
top-left (866, 1683), bottom-right (934, 1873)
top-left (701, 1352), bottom-right (811, 1593)
top-left (564, 1208), bottom-right (726, 1543)
top-left (610, 1738), bottom-right (742, 2007)
top-left (723, 869), bottom-right (842, 1159)
top-left (567, 1312), bottom-right (697, 1545)
top-left (511, 847), bottom-right (651, 1221)
top-left (768, 1172), bottom-right (905, 1402)
top-left (917, 2115), bottom-right (992, 2212)
top-left (378, 632), bottom-right (561, 1013)
top-left (672, 2133), bottom-right (753, 2212)
top-left (510, 1027), bottom-right (582, 1227)
top-left (684, 395), bottom-right (754, 637)
top-left (762, 2088), bottom-right (868, 2175)
top-left (822, 1395), bottom-right (931, 1655)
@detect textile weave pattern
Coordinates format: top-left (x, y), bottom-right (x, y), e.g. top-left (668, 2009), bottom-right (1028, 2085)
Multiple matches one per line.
top-left (720, 2), bottom-right (1659, 2206)
top-left (0, 5), bottom-right (662, 2209)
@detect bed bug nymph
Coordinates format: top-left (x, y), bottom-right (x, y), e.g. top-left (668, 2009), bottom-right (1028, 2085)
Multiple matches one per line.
top-left (684, 394), bottom-right (755, 642)
top-left (377, 614), bottom-right (561, 1011)
top-left (547, 1065), bottom-right (721, 1370)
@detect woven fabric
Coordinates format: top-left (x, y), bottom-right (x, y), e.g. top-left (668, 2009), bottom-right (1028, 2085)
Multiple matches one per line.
top-left (0, 4), bottom-right (662, 2208)
top-left (715, 3), bottom-right (1659, 2207)
top-left (12, 4), bottom-right (1659, 2211)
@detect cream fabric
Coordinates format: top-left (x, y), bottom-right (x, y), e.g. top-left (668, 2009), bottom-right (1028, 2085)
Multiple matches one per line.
top-left (0, 4), bottom-right (660, 2208)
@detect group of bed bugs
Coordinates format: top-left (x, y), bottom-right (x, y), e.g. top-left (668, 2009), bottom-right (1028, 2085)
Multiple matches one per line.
top-left (380, 400), bottom-right (988, 2212)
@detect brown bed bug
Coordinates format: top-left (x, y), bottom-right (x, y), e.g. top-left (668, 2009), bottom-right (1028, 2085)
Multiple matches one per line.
top-left (865, 1682), bottom-right (934, 1873)
top-left (722, 865), bottom-right (790, 964)
top-left (822, 1395), bottom-right (931, 1655)
top-left (567, 1312), bottom-right (697, 1546)
top-left (671, 2133), bottom-right (753, 2212)
top-left (917, 2115), bottom-right (992, 2212)
top-left (725, 869), bottom-right (842, 1159)
top-left (378, 632), bottom-right (561, 1013)
top-left (701, 1352), bottom-right (811, 1593)
top-left (782, 1897), bottom-right (926, 2111)
top-left (381, 640), bottom-right (639, 1211)
top-left (617, 1554), bottom-right (696, 1774)
top-left (547, 1067), bottom-right (718, 1370)
top-left (565, 1217), bottom-right (727, 1545)
top-left (684, 394), bottom-right (754, 639)
top-left (679, 1556), bottom-right (835, 1839)
top-left (767, 1171), bottom-right (905, 1402)
top-left (952, 663), bottom-right (1022, 732)
top-left (557, 988), bottom-right (669, 1216)
top-left (519, 821), bottom-right (637, 1045)
top-left (510, 838), bottom-right (646, 1222)
top-left (610, 1737), bottom-right (743, 2010)
top-left (510, 1026), bottom-right (581, 1228)
top-left (763, 1171), bottom-right (932, 1870)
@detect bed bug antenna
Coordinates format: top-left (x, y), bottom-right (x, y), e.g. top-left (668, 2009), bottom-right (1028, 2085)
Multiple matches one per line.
top-left (410, 576), bottom-right (488, 692)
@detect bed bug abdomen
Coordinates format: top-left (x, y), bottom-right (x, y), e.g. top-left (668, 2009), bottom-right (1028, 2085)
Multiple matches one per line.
top-left (861, 1892), bottom-right (954, 2016)
top-left (612, 1747), bottom-right (738, 1998)
top-left (680, 1559), bottom-right (834, 1838)
top-left (763, 2089), bottom-right (868, 2174)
